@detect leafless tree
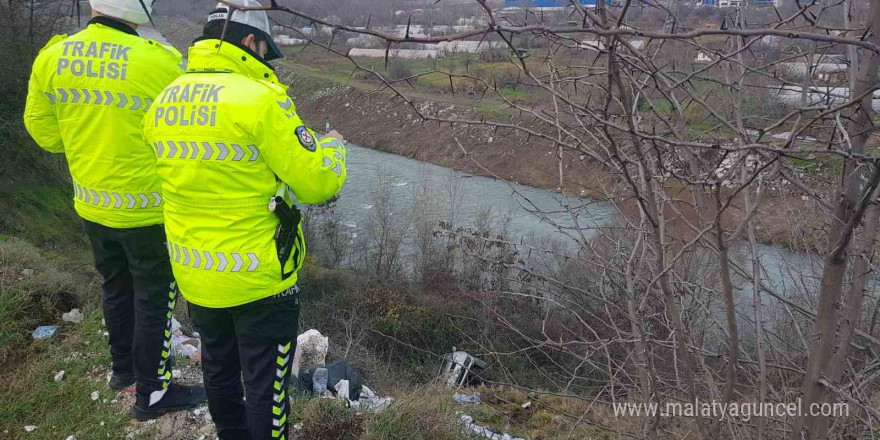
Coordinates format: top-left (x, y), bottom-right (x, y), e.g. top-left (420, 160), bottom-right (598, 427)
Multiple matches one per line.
top-left (223, 0), bottom-right (880, 438)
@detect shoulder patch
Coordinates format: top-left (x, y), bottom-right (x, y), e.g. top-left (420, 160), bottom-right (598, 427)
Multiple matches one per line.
top-left (40, 34), bottom-right (68, 54)
top-left (295, 126), bottom-right (316, 152)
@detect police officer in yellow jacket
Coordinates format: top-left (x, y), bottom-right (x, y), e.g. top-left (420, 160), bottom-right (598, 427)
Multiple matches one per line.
top-left (141, 1), bottom-right (346, 438)
top-left (24, 0), bottom-right (205, 421)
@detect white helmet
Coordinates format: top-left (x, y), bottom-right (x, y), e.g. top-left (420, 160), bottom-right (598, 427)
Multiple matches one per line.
top-left (90, 0), bottom-right (153, 25)
top-left (207, 0), bottom-right (283, 60)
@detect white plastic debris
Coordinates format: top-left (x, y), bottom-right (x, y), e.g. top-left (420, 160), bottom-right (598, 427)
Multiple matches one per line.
top-left (54, 370), bottom-right (65, 382)
top-left (521, 401), bottom-right (532, 409)
top-left (172, 369), bottom-right (182, 379)
top-left (460, 414), bottom-right (525, 440)
top-left (334, 379), bottom-right (350, 401)
top-left (21, 269), bottom-right (34, 276)
top-left (24, 426), bottom-right (37, 432)
top-left (291, 329), bottom-right (328, 378)
top-left (350, 386), bottom-right (393, 413)
top-left (65, 436), bottom-right (77, 440)
top-left (32, 326), bottom-right (58, 340)
top-left (91, 391), bottom-right (100, 401)
top-left (62, 309), bottom-right (84, 324)
top-left (453, 392), bottom-right (482, 405)
top-left (438, 351), bottom-right (486, 388)
top-left (169, 318), bottom-right (201, 360)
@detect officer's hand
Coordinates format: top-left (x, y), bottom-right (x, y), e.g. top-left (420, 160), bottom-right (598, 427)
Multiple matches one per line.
top-left (321, 130), bottom-right (344, 144)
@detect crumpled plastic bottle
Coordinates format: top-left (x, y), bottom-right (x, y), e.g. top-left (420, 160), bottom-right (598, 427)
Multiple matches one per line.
top-left (312, 367), bottom-right (329, 394)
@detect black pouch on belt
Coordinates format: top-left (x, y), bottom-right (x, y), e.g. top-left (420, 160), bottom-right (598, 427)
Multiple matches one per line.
top-left (270, 194), bottom-right (302, 280)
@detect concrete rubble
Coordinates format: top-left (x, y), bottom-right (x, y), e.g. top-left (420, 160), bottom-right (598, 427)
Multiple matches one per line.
top-left (292, 329), bottom-right (328, 377)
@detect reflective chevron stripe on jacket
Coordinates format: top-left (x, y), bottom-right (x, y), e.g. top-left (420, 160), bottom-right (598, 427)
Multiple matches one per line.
top-left (151, 141), bottom-right (259, 162)
top-left (44, 88), bottom-right (153, 112)
top-left (166, 241), bottom-right (261, 273)
top-left (73, 181), bottom-right (162, 209)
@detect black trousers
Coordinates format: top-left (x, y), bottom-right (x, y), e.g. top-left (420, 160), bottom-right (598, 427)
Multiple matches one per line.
top-left (189, 287), bottom-right (300, 440)
top-left (83, 219), bottom-right (176, 399)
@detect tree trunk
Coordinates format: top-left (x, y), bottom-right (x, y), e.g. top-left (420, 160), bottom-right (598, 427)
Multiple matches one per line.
top-left (793, 0), bottom-right (880, 437)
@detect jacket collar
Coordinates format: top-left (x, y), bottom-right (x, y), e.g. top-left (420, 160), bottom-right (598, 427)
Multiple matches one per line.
top-left (88, 16), bottom-right (139, 37)
top-left (186, 38), bottom-right (279, 85)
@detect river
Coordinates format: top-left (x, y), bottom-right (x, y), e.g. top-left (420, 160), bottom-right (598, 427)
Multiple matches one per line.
top-left (326, 145), bottom-right (863, 331)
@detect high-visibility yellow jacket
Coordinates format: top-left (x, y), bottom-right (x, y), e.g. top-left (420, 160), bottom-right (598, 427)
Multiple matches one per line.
top-left (141, 39), bottom-right (347, 308)
top-left (24, 18), bottom-right (184, 229)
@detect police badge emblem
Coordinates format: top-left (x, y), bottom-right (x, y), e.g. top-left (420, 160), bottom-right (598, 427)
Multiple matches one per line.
top-left (295, 126), bottom-right (316, 152)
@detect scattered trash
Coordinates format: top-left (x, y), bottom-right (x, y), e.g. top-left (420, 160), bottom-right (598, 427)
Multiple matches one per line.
top-left (169, 318), bottom-right (201, 360)
top-left (110, 399), bottom-right (117, 404)
top-left (335, 379), bottom-right (350, 401)
top-left (65, 435), bottom-right (77, 440)
top-left (102, 398), bottom-right (109, 404)
top-left (438, 351), bottom-right (486, 388)
top-left (291, 329), bottom-right (329, 378)
top-left (298, 360), bottom-right (362, 401)
top-left (24, 425), bottom-right (37, 432)
top-left (293, 423), bottom-right (303, 431)
top-left (453, 392), bottom-right (482, 405)
top-left (91, 391), bottom-right (99, 401)
top-left (172, 369), bottom-right (182, 379)
top-left (521, 401), bottom-right (532, 409)
top-left (460, 414), bottom-right (525, 440)
top-left (21, 268), bottom-right (34, 276)
top-left (32, 326), bottom-right (58, 340)
top-left (350, 386), bottom-right (393, 413)
top-left (54, 370), bottom-right (66, 382)
top-left (311, 367), bottom-right (329, 394)
top-left (62, 308), bottom-right (84, 324)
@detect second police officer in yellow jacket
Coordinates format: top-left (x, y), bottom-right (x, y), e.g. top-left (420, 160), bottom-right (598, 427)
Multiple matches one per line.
top-left (24, 0), bottom-right (206, 421)
top-left (141, 1), bottom-right (347, 438)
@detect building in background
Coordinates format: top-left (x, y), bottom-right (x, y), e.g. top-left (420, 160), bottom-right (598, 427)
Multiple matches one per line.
top-left (701, 0), bottom-right (778, 6)
top-left (504, 0), bottom-right (599, 9)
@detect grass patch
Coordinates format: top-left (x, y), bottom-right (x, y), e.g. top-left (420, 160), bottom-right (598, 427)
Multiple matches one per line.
top-left (296, 386), bottom-right (479, 440)
top-left (0, 185), bottom-right (84, 247)
top-left (0, 237), bottom-right (99, 367)
top-left (0, 310), bottom-right (144, 440)
top-left (473, 107), bottom-right (513, 119)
